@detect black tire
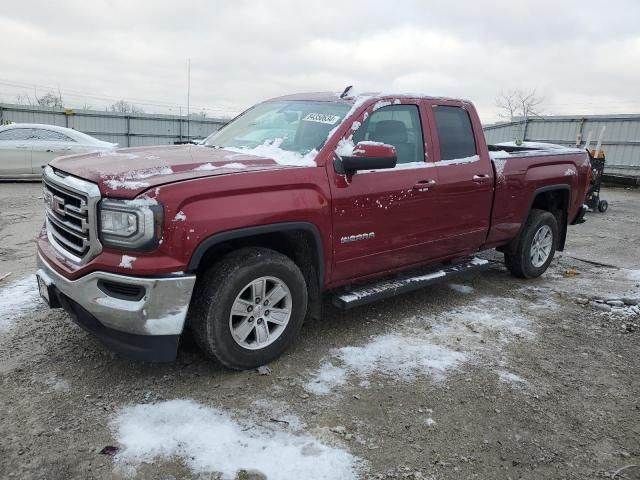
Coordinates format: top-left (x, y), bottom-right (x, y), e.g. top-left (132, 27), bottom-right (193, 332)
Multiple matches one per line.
top-left (189, 247), bottom-right (308, 370)
top-left (598, 200), bottom-right (608, 213)
top-left (504, 209), bottom-right (558, 279)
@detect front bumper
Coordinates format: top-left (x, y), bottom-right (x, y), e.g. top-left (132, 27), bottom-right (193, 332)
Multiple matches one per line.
top-left (36, 252), bottom-right (196, 361)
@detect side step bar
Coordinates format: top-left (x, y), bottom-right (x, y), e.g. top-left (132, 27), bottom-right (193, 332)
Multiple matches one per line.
top-left (332, 257), bottom-right (495, 310)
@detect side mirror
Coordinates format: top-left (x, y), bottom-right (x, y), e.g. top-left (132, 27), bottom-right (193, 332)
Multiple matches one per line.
top-left (338, 141), bottom-right (397, 174)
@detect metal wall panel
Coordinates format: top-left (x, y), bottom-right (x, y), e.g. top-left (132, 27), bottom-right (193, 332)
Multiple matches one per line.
top-left (0, 103), bottom-right (226, 149)
top-left (484, 114), bottom-right (640, 177)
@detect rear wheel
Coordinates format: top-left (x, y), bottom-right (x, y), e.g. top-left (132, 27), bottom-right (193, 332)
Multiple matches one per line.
top-left (504, 209), bottom-right (558, 279)
top-left (189, 247), bottom-right (308, 369)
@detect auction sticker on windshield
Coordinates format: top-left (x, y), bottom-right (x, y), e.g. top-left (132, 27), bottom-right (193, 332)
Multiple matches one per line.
top-left (302, 113), bottom-right (341, 124)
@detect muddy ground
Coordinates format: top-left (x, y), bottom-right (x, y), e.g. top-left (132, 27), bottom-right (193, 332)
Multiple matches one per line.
top-left (0, 183), bottom-right (639, 480)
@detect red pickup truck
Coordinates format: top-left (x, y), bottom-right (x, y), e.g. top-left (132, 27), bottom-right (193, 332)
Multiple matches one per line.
top-left (36, 91), bottom-right (590, 369)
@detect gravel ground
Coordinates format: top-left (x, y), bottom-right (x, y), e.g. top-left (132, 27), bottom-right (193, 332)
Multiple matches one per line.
top-left (0, 183), bottom-right (639, 480)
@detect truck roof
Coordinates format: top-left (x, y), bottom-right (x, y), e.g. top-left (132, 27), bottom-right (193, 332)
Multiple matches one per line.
top-left (269, 91), bottom-right (469, 104)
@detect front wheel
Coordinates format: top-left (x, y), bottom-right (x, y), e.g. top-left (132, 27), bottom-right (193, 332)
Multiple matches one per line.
top-left (504, 209), bottom-right (558, 279)
top-left (189, 247), bottom-right (308, 369)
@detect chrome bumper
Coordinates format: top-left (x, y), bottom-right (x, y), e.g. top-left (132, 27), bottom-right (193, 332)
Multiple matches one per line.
top-left (36, 253), bottom-right (196, 336)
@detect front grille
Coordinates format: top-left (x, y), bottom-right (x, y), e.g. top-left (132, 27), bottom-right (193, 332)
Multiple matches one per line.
top-left (43, 167), bottom-right (102, 263)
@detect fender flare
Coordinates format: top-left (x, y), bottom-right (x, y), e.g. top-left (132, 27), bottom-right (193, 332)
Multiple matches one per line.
top-left (187, 221), bottom-right (325, 284)
top-left (521, 184), bottom-right (571, 250)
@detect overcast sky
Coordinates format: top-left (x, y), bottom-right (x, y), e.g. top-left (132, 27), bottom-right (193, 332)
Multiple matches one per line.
top-left (1, 0), bottom-right (639, 122)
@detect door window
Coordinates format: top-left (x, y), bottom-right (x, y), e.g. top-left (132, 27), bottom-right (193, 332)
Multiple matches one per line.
top-left (31, 129), bottom-right (75, 142)
top-left (432, 106), bottom-right (476, 160)
top-left (353, 104), bottom-right (424, 164)
top-left (0, 128), bottom-right (34, 141)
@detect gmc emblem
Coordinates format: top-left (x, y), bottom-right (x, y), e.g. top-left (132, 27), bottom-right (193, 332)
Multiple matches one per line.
top-left (44, 190), bottom-right (66, 216)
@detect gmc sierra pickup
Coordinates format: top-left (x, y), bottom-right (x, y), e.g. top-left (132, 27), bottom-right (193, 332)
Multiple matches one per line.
top-left (35, 91), bottom-right (590, 369)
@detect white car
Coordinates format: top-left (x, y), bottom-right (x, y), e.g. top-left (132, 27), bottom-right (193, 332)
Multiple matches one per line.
top-left (0, 123), bottom-right (116, 180)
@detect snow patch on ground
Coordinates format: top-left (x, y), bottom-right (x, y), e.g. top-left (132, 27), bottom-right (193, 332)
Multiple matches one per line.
top-left (448, 283), bottom-right (475, 294)
top-left (429, 296), bottom-right (534, 342)
top-left (224, 138), bottom-right (317, 167)
top-left (304, 362), bottom-right (348, 395)
top-left (0, 275), bottom-right (40, 331)
top-left (625, 270), bottom-right (640, 281)
top-left (110, 399), bottom-right (359, 479)
top-left (305, 335), bottom-right (467, 395)
top-left (339, 335), bottom-right (467, 381)
top-left (496, 370), bottom-right (528, 385)
top-left (306, 295), bottom-right (538, 396)
top-left (118, 255), bottom-right (136, 269)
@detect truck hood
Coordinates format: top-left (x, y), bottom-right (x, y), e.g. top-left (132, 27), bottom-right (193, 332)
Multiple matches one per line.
top-left (50, 145), bottom-right (313, 198)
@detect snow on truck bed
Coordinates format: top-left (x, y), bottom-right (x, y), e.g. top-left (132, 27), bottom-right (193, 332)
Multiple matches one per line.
top-left (490, 141), bottom-right (586, 158)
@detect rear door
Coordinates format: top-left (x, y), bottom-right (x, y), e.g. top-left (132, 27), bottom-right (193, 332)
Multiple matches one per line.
top-left (426, 101), bottom-right (494, 254)
top-left (0, 128), bottom-right (33, 176)
top-left (329, 101), bottom-right (442, 282)
top-left (30, 128), bottom-right (76, 174)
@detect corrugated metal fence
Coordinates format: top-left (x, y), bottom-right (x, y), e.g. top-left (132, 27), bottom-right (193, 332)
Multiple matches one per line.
top-left (0, 103), bottom-right (227, 147)
top-left (484, 114), bottom-right (640, 178)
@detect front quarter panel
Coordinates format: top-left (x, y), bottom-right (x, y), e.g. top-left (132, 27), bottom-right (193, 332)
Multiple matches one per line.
top-left (155, 167), bottom-right (333, 277)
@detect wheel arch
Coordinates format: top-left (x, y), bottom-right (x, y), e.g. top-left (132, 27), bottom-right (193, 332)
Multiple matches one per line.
top-left (188, 222), bottom-right (324, 282)
top-left (188, 222), bottom-right (324, 322)
top-left (528, 185), bottom-right (570, 251)
top-left (500, 184), bottom-right (571, 254)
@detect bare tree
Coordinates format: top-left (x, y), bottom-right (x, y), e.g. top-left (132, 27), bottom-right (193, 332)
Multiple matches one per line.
top-left (34, 91), bottom-right (64, 108)
top-left (188, 109), bottom-right (208, 119)
top-left (495, 89), bottom-right (544, 122)
top-left (108, 100), bottom-right (144, 114)
top-left (15, 93), bottom-right (33, 105)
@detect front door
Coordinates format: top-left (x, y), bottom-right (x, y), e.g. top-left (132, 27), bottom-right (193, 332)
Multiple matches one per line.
top-left (329, 102), bottom-right (441, 283)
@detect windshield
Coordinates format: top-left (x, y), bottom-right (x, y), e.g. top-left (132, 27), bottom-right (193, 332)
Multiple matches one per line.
top-left (203, 101), bottom-right (351, 155)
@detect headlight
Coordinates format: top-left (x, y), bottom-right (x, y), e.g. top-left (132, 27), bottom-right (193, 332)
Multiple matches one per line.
top-left (99, 199), bottom-right (163, 250)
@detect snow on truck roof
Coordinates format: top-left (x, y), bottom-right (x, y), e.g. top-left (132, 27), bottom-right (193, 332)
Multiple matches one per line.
top-left (269, 91), bottom-right (470, 104)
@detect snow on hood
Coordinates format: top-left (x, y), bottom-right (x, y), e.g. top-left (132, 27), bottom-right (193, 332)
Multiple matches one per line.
top-left (49, 144), bottom-right (314, 198)
top-left (222, 138), bottom-right (317, 167)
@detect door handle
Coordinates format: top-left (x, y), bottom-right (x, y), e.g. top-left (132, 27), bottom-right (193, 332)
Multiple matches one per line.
top-left (413, 179), bottom-right (437, 192)
top-left (16, 145), bottom-right (29, 149)
top-left (472, 174), bottom-right (491, 182)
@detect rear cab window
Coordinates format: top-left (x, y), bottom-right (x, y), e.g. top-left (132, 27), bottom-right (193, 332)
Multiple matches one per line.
top-left (432, 106), bottom-right (477, 160)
